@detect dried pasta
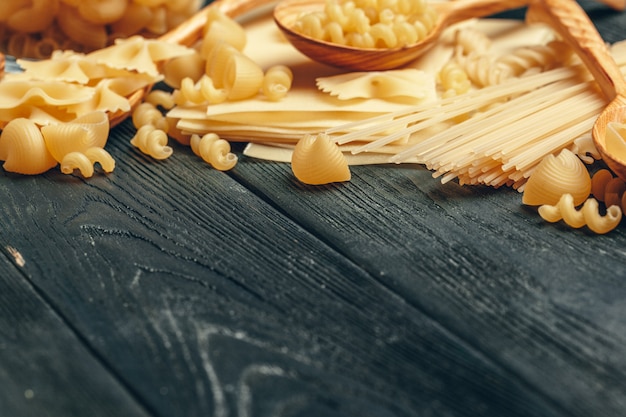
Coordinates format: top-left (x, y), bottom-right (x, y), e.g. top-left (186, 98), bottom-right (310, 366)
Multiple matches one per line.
top-left (190, 133), bottom-right (238, 171)
top-left (293, 0), bottom-right (438, 49)
top-left (0, 0), bottom-right (202, 58)
top-left (522, 149), bottom-right (591, 207)
top-left (538, 193), bottom-right (622, 234)
top-left (591, 169), bottom-right (626, 211)
top-left (263, 65), bottom-right (293, 101)
top-left (130, 124), bottom-right (173, 159)
top-left (0, 118), bottom-right (57, 175)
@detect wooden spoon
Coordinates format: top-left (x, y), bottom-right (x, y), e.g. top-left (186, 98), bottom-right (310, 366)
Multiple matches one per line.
top-left (273, 0), bottom-right (531, 71)
top-left (109, 0), bottom-right (278, 127)
top-left (526, 0), bottom-right (626, 181)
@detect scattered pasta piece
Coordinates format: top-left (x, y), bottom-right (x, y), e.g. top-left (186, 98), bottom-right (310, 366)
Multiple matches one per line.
top-left (291, 133), bottom-right (351, 185)
top-left (130, 124), bottom-right (173, 160)
top-left (190, 133), bottom-right (238, 171)
top-left (539, 193), bottom-right (622, 234)
top-left (0, 118), bottom-right (57, 175)
top-left (522, 149), bottom-right (591, 207)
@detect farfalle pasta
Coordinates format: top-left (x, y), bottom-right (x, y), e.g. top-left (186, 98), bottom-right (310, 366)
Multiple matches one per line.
top-left (0, 0), bottom-right (202, 58)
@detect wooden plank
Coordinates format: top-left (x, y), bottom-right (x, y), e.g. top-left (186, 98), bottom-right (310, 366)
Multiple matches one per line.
top-left (0, 251), bottom-right (150, 417)
top-left (0, 124), bottom-right (566, 417)
top-left (230, 155), bottom-right (626, 417)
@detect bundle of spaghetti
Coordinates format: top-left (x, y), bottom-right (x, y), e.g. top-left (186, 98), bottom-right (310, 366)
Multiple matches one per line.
top-left (326, 42), bottom-right (626, 190)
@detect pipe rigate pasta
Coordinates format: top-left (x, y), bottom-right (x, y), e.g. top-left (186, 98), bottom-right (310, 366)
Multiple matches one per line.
top-left (522, 149), bottom-right (591, 207)
top-left (291, 133), bottom-right (351, 185)
top-left (0, 118), bottom-right (57, 175)
top-left (538, 193), bottom-right (622, 234)
top-left (190, 133), bottom-right (238, 171)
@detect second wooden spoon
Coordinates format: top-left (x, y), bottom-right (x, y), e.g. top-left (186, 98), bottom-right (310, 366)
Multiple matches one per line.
top-left (527, 0), bottom-right (626, 181)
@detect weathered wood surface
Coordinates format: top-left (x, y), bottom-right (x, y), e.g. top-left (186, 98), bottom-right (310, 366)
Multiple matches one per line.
top-left (2, 2), bottom-right (626, 417)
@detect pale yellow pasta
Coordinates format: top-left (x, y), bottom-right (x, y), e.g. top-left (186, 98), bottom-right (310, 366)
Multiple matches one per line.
top-left (0, 118), bottom-right (58, 175)
top-left (438, 62), bottom-right (471, 97)
top-left (109, 3), bottom-right (154, 37)
top-left (175, 75), bottom-right (228, 105)
top-left (8, 0), bottom-right (58, 33)
top-left (78, 0), bottom-right (127, 24)
top-left (538, 194), bottom-right (622, 234)
top-left (222, 52), bottom-right (264, 101)
top-left (190, 133), bottom-right (238, 171)
top-left (57, 3), bottom-right (109, 50)
top-left (293, 0), bottom-right (438, 49)
top-left (145, 5), bottom-right (168, 34)
top-left (162, 52), bottom-right (205, 89)
top-left (145, 90), bottom-right (176, 109)
top-left (522, 149), bottom-right (591, 207)
top-left (0, 0), bottom-right (201, 58)
top-left (262, 65), bottom-right (293, 101)
top-left (201, 16), bottom-right (247, 55)
top-left (60, 152), bottom-right (96, 177)
top-left (41, 111), bottom-right (110, 162)
top-left (132, 102), bottom-right (169, 131)
top-left (130, 124), bottom-right (173, 159)
top-left (60, 147), bottom-right (115, 177)
top-left (291, 133), bottom-right (351, 185)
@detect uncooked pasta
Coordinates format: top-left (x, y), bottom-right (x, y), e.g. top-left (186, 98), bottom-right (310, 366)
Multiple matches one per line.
top-left (0, 0), bottom-right (202, 58)
top-left (293, 0), bottom-right (438, 49)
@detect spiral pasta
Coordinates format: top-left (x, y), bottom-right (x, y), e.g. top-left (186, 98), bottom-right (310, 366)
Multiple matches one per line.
top-left (190, 133), bottom-right (238, 171)
top-left (293, 0), bottom-right (438, 49)
top-left (538, 193), bottom-right (622, 234)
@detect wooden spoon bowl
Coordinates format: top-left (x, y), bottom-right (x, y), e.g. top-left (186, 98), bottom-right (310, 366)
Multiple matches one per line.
top-left (527, 0), bottom-right (626, 181)
top-left (273, 0), bottom-right (530, 71)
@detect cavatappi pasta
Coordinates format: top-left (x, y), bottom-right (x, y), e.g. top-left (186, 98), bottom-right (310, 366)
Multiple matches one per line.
top-left (293, 0), bottom-right (438, 49)
top-left (538, 193), bottom-right (622, 234)
top-left (0, 0), bottom-right (202, 58)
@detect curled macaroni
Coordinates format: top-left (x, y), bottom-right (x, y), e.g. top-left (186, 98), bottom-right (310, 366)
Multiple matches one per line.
top-left (60, 147), bottom-right (115, 178)
top-left (190, 133), bottom-right (238, 171)
top-left (262, 65), bottom-right (293, 101)
top-left (539, 193), bottom-right (622, 234)
top-left (130, 124), bottom-right (173, 159)
top-left (0, 0), bottom-right (202, 58)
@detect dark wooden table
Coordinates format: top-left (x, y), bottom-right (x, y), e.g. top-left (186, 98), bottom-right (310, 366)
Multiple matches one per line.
top-left (2, 2), bottom-right (626, 416)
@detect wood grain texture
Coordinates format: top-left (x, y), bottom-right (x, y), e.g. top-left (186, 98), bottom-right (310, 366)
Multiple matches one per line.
top-left (1, 125), bottom-right (568, 417)
top-left (2, 1), bottom-right (626, 416)
top-left (0, 250), bottom-right (150, 417)
top-left (230, 158), bottom-right (626, 417)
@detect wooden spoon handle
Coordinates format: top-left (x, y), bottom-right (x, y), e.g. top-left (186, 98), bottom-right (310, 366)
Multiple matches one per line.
top-left (439, 0), bottom-right (530, 27)
top-left (526, 0), bottom-right (626, 100)
top-left (159, 0), bottom-right (277, 46)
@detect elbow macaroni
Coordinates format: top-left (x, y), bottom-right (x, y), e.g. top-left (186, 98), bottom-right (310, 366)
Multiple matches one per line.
top-left (0, 0), bottom-right (202, 58)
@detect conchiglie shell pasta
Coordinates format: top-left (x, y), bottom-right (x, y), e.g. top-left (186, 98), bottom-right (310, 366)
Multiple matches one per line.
top-left (522, 148), bottom-right (591, 207)
top-left (41, 111), bottom-right (110, 162)
top-left (0, 118), bottom-right (57, 175)
top-left (291, 133), bottom-right (351, 185)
